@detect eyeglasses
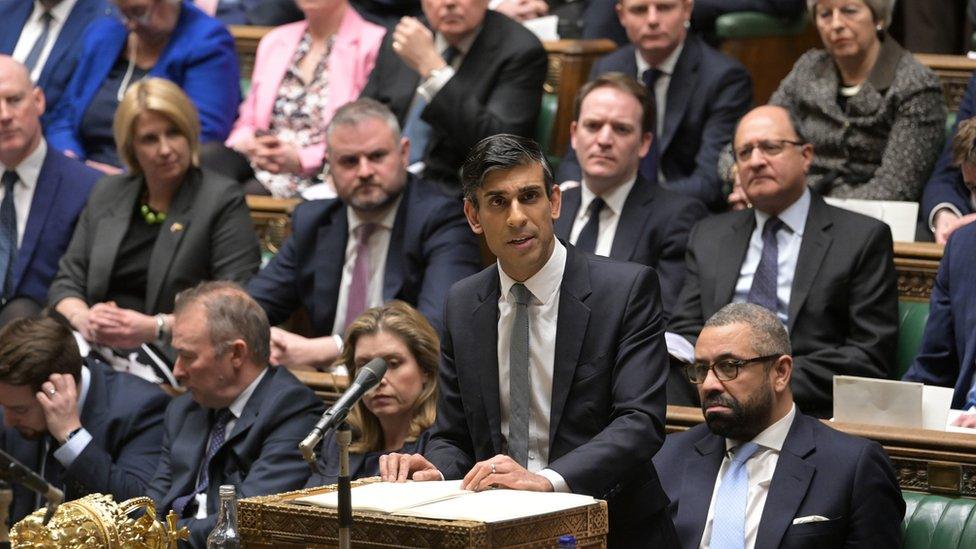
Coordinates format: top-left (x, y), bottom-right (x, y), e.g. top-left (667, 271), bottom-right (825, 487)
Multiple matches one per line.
top-left (115, 0), bottom-right (157, 27)
top-left (734, 139), bottom-right (805, 163)
top-left (684, 354), bottom-right (782, 384)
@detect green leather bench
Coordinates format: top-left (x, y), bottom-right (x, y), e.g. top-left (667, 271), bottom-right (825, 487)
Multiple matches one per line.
top-left (895, 300), bottom-right (931, 380)
top-left (536, 93), bottom-right (560, 169)
top-left (903, 491), bottom-right (976, 548)
top-left (714, 11), bottom-right (809, 41)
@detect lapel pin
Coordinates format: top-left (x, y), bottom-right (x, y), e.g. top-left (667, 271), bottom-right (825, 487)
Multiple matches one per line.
top-left (170, 222), bottom-right (184, 233)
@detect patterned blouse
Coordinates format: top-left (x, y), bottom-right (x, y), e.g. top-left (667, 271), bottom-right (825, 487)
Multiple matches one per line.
top-left (255, 32), bottom-right (335, 198)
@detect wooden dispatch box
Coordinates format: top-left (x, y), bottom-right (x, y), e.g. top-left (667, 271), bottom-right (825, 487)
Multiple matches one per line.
top-left (239, 478), bottom-right (609, 548)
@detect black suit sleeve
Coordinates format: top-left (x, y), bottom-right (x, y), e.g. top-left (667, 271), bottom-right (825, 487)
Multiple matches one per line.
top-left (48, 187), bottom-right (96, 307)
top-left (667, 221), bottom-right (708, 341)
top-left (845, 441), bottom-right (904, 547)
top-left (791, 223), bottom-right (898, 413)
top-left (246, 221), bottom-right (304, 327)
top-left (656, 198), bottom-right (708, 318)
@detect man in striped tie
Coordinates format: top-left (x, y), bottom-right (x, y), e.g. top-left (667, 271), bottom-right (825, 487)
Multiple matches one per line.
top-left (655, 302), bottom-right (904, 549)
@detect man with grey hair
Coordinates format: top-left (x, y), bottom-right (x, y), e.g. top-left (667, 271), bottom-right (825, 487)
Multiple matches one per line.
top-left (655, 302), bottom-right (904, 548)
top-left (247, 98), bottom-right (482, 370)
top-left (147, 281), bottom-right (323, 547)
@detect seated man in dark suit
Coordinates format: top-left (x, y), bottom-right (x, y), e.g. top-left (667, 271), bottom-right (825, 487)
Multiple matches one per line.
top-left (0, 55), bottom-right (99, 325)
top-left (194, 0), bottom-right (304, 25)
top-left (554, 73), bottom-right (706, 317)
top-left (923, 74), bottom-right (976, 244)
top-left (656, 302), bottom-right (904, 548)
top-left (361, 0), bottom-right (548, 193)
top-left (147, 281), bottom-right (323, 548)
top-left (558, 0), bottom-right (752, 210)
top-left (668, 106), bottom-right (899, 417)
top-left (0, 0), bottom-right (108, 125)
top-left (247, 99), bottom-right (482, 370)
top-left (379, 135), bottom-right (677, 547)
top-left (0, 315), bottom-right (168, 523)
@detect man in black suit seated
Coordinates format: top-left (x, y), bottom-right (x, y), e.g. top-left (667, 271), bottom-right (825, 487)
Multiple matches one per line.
top-left (361, 0), bottom-right (548, 193)
top-left (247, 99), bottom-right (482, 370)
top-left (196, 0), bottom-right (304, 26)
top-left (559, 0), bottom-right (752, 210)
top-left (668, 105), bottom-right (898, 418)
top-left (554, 73), bottom-right (706, 317)
top-left (147, 281), bottom-right (322, 548)
top-left (0, 316), bottom-right (168, 523)
top-left (656, 303), bottom-right (903, 548)
top-left (379, 134), bottom-right (678, 547)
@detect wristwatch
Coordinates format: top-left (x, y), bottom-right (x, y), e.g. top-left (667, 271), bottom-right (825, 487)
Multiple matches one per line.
top-left (61, 427), bottom-right (82, 446)
top-left (154, 314), bottom-right (170, 342)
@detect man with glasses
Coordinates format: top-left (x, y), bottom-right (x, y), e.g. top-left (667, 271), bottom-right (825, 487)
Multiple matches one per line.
top-left (667, 105), bottom-right (898, 417)
top-left (655, 302), bottom-right (904, 548)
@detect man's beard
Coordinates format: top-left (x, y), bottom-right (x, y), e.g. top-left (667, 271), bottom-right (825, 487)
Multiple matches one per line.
top-left (701, 379), bottom-right (774, 441)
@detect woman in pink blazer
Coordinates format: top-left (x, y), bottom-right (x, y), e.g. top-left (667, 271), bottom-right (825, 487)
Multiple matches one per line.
top-left (203, 0), bottom-right (386, 197)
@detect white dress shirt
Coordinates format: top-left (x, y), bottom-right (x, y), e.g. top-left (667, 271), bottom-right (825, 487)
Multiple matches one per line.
top-left (496, 239), bottom-right (568, 492)
top-left (699, 404), bottom-right (798, 549)
top-left (635, 42), bottom-right (683, 182)
top-left (12, 0), bottom-right (80, 83)
top-left (416, 31), bottom-right (479, 103)
top-left (733, 188), bottom-right (811, 326)
top-left (329, 197), bottom-right (401, 342)
top-left (568, 176), bottom-right (636, 257)
top-left (0, 139), bottom-right (47, 248)
top-left (193, 368), bottom-right (268, 519)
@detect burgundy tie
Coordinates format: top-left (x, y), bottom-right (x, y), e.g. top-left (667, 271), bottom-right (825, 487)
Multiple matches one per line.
top-left (344, 223), bottom-right (378, 331)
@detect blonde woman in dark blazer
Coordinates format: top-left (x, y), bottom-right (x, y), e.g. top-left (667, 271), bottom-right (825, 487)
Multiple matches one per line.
top-left (50, 78), bottom-right (260, 352)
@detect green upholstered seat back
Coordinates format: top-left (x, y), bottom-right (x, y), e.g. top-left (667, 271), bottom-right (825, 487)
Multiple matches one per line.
top-left (896, 300), bottom-right (930, 380)
top-left (714, 11), bottom-right (809, 40)
top-left (536, 93), bottom-right (560, 168)
top-left (903, 491), bottom-right (976, 549)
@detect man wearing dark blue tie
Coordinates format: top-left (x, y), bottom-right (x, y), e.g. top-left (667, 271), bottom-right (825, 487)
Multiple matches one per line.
top-left (668, 105), bottom-right (898, 417)
top-left (379, 134), bottom-right (677, 547)
top-left (655, 302), bottom-right (903, 549)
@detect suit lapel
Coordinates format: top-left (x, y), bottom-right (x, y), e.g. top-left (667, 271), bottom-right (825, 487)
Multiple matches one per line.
top-left (382, 187), bottom-right (411, 300)
top-left (223, 369), bottom-right (277, 449)
top-left (145, 172), bottom-right (198, 313)
top-left (471, 269), bottom-right (504, 454)
top-left (788, 195), bottom-right (833, 332)
top-left (0, 3), bottom-right (32, 53)
top-left (660, 37), bottom-right (700, 154)
top-left (609, 177), bottom-right (654, 261)
top-left (79, 362), bottom-right (108, 435)
top-left (169, 404), bottom-right (210, 502)
top-left (13, 150), bottom-right (58, 292)
top-left (714, 213), bottom-right (755, 310)
top-left (88, 179), bottom-right (141, 303)
top-left (549, 244), bottom-right (590, 446)
top-left (553, 188), bottom-right (580, 242)
top-left (755, 415), bottom-right (817, 549)
top-left (313, 202), bottom-right (347, 331)
top-left (39, 0), bottom-right (97, 85)
top-left (676, 431), bottom-right (726, 547)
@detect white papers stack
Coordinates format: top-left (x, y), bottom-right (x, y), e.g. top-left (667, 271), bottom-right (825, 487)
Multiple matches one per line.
top-left (833, 375), bottom-right (953, 430)
top-left (294, 480), bottom-right (596, 523)
top-left (822, 197), bottom-right (919, 242)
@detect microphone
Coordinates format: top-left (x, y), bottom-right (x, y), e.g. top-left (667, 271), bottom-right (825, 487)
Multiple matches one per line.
top-left (0, 447), bottom-right (63, 525)
top-left (299, 358), bottom-right (388, 467)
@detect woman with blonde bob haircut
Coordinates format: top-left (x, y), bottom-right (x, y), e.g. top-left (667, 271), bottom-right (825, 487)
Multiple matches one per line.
top-left (307, 301), bottom-right (439, 486)
top-left (50, 79), bottom-right (260, 381)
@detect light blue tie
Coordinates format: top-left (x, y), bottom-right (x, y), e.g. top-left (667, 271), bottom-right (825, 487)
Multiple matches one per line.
top-left (23, 11), bottom-right (54, 72)
top-left (401, 46), bottom-right (459, 164)
top-left (710, 442), bottom-right (760, 549)
top-left (964, 377), bottom-right (976, 411)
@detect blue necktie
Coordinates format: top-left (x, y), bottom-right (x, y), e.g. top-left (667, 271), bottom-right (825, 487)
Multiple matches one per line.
top-left (0, 171), bottom-right (19, 299)
top-left (402, 46), bottom-right (459, 164)
top-left (508, 283), bottom-right (532, 467)
top-left (710, 442), bottom-right (760, 549)
top-left (965, 378), bottom-right (976, 410)
top-left (747, 217), bottom-right (785, 315)
top-left (172, 409), bottom-right (232, 518)
top-left (23, 11), bottom-right (54, 72)
top-left (640, 68), bottom-right (663, 182)
top-left (574, 197), bottom-right (605, 254)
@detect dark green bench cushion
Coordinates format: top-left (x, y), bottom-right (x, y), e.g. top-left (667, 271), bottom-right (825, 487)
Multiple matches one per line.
top-left (714, 11), bottom-right (809, 40)
top-left (895, 300), bottom-right (930, 380)
top-left (903, 491), bottom-right (976, 549)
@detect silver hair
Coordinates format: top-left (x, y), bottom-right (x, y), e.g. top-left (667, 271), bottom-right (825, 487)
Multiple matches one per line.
top-left (173, 281), bottom-right (271, 366)
top-left (807, 0), bottom-right (894, 29)
top-left (326, 98), bottom-right (402, 144)
top-left (703, 303), bottom-right (792, 357)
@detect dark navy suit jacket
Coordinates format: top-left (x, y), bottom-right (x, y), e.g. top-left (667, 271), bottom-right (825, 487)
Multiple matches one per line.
top-left (921, 73), bottom-right (976, 225)
top-left (45, 1), bottom-right (240, 159)
top-left (554, 176), bottom-right (707, 318)
top-left (0, 0), bottom-right (110, 126)
top-left (0, 359), bottom-right (168, 524)
top-left (557, 35), bottom-right (752, 210)
top-left (12, 147), bottom-right (99, 306)
top-left (904, 222), bottom-right (976, 407)
top-left (427, 242), bottom-right (674, 546)
top-left (653, 413), bottom-right (904, 549)
top-left (247, 177), bottom-right (482, 336)
top-left (146, 366), bottom-right (323, 548)
top-left (213, 0), bottom-right (302, 25)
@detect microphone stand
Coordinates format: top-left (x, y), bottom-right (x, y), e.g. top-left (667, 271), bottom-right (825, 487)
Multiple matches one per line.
top-left (336, 422), bottom-right (352, 549)
top-left (0, 455), bottom-right (62, 526)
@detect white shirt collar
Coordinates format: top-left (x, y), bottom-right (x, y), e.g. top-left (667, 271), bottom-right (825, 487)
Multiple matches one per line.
top-left (32, 0), bottom-right (79, 24)
top-left (227, 368), bottom-right (268, 420)
top-left (498, 239), bottom-right (566, 307)
top-left (635, 40), bottom-right (684, 77)
top-left (76, 364), bottom-right (91, 412)
top-left (755, 187), bottom-right (811, 237)
top-left (578, 175), bottom-right (636, 223)
top-left (0, 138), bottom-right (45, 193)
top-left (725, 402), bottom-right (797, 453)
top-left (346, 194), bottom-right (402, 235)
